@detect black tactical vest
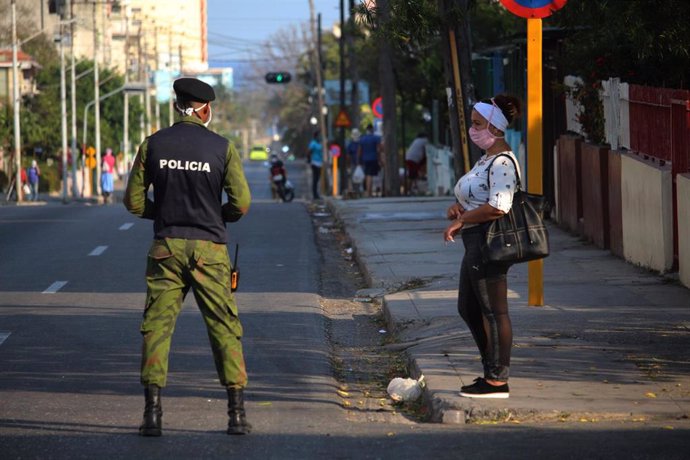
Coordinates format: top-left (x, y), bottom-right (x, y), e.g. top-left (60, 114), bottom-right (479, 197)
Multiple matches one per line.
top-left (145, 121), bottom-right (229, 243)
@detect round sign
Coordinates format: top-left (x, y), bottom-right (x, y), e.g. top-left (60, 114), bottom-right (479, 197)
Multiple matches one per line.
top-left (372, 97), bottom-right (383, 119)
top-left (499, 0), bottom-right (567, 19)
top-left (330, 144), bottom-right (341, 158)
top-left (85, 156), bottom-right (97, 169)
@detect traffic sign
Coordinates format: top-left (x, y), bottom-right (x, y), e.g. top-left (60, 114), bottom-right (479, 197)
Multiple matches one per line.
top-left (85, 156), bottom-right (96, 169)
top-left (500, 0), bottom-right (567, 19)
top-left (335, 109), bottom-right (351, 128)
top-left (85, 146), bottom-right (96, 157)
top-left (329, 144), bottom-right (341, 158)
top-left (372, 97), bottom-right (383, 119)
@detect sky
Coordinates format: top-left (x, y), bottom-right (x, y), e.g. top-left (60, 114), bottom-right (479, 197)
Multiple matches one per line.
top-left (206, 0), bottom-right (341, 73)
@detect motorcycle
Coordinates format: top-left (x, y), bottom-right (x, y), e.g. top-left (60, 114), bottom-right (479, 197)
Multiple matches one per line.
top-left (269, 158), bottom-right (295, 202)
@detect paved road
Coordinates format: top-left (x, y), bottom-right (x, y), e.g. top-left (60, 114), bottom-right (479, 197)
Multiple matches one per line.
top-left (1, 160), bottom-right (688, 459)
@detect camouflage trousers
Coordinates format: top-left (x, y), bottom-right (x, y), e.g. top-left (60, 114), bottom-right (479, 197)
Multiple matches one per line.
top-left (140, 238), bottom-right (247, 389)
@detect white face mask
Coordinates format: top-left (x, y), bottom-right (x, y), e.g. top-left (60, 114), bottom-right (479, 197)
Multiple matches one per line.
top-left (203, 106), bottom-right (212, 127)
top-left (177, 102), bottom-right (211, 126)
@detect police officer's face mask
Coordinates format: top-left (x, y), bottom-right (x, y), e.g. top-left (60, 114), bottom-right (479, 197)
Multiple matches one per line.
top-left (177, 102), bottom-right (212, 127)
top-left (203, 106), bottom-right (213, 127)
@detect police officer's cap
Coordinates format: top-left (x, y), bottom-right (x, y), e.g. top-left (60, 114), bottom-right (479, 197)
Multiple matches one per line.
top-left (173, 78), bottom-right (216, 103)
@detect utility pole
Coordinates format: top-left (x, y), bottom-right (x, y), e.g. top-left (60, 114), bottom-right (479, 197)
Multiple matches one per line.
top-left (347, 0), bottom-right (360, 129)
top-left (377, 0), bottom-right (399, 196)
top-left (123, 3), bottom-right (130, 172)
top-left (93, 0), bottom-right (102, 197)
top-left (11, 0), bottom-right (23, 202)
top-left (153, 25), bottom-right (160, 132)
top-left (338, 0), bottom-right (346, 196)
top-left (60, 23), bottom-right (69, 202)
top-left (308, 1), bottom-right (329, 194)
top-left (168, 30), bottom-right (173, 126)
top-left (70, 0), bottom-right (79, 197)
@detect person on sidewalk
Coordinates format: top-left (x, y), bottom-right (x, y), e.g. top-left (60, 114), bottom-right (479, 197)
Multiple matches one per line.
top-left (404, 132), bottom-right (428, 194)
top-left (124, 77), bottom-right (252, 436)
top-left (307, 131), bottom-right (323, 200)
top-left (357, 124), bottom-right (382, 197)
top-left (101, 148), bottom-right (116, 204)
top-left (443, 94), bottom-right (522, 399)
top-left (346, 128), bottom-right (362, 197)
top-left (27, 160), bottom-right (40, 201)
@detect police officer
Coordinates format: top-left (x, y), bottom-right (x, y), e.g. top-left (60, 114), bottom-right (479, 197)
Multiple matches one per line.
top-left (124, 77), bottom-right (252, 436)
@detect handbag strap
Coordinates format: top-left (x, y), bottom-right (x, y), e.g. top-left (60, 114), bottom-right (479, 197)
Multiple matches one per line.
top-left (486, 152), bottom-right (522, 192)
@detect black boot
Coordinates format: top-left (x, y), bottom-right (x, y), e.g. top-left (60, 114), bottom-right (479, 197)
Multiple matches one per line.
top-left (139, 384), bottom-right (162, 437)
top-left (226, 387), bottom-right (251, 435)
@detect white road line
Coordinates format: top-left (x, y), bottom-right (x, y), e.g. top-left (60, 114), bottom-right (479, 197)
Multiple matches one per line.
top-left (43, 281), bottom-right (68, 294)
top-left (119, 223), bottom-right (134, 231)
top-left (89, 245), bottom-right (108, 256)
top-left (0, 332), bottom-right (10, 346)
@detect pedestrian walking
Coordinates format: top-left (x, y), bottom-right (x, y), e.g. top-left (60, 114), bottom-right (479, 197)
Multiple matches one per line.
top-left (124, 77), bottom-right (252, 436)
top-left (404, 132), bottom-right (428, 194)
top-left (357, 124), bottom-right (382, 197)
top-left (346, 128), bottom-right (362, 197)
top-left (27, 160), bottom-right (40, 201)
top-left (443, 94), bottom-right (522, 399)
top-left (101, 148), bottom-right (115, 203)
top-left (307, 131), bottom-right (323, 200)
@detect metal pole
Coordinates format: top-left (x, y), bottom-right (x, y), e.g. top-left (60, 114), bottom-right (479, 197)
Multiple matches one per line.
top-left (338, 0), bottom-right (345, 196)
top-left (123, 3), bottom-right (130, 172)
top-left (309, 3), bottom-right (328, 195)
top-left (93, 0), bottom-right (102, 197)
top-left (527, 18), bottom-right (544, 306)
top-left (11, 0), bottom-right (23, 202)
top-left (70, 0), bottom-right (79, 197)
top-left (60, 25), bottom-right (69, 203)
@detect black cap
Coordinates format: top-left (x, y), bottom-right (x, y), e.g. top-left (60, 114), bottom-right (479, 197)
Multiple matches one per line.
top-left (173, 77), bottom-right (215, 103)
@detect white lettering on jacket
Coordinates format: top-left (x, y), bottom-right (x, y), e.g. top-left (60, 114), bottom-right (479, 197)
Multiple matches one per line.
top-left (159, 159), bottom-right (211, 172)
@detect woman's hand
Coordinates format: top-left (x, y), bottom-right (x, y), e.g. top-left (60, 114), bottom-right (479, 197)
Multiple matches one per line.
top-left (446, 203), bottom-right (465, 220)
top-left (443, 218), bottom-right (464, 242)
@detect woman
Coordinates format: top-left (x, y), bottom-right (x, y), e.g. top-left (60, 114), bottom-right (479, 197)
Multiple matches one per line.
top-left (27, 160), bottom-right (41, 202)
top-left (443, 94), bottom-right (521, 399)
top-left (101, 148), bottom-right (116, 203)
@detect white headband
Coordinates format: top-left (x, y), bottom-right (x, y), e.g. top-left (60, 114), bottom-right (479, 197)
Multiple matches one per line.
top-left (474, 100), bottom-right (509, 132)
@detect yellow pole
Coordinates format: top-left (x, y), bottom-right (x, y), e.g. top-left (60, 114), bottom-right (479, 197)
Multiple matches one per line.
top-left (527, 18), bottom-right (544, 306)
top-left (332, 155), bottom-right (338, 197)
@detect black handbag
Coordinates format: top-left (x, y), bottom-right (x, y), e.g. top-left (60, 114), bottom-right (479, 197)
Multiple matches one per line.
top-left (482, 154), bottom-right (550, 264)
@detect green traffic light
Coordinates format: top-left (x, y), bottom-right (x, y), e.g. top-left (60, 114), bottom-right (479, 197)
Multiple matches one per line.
top-left (276, 74), bottom-right (283, 82)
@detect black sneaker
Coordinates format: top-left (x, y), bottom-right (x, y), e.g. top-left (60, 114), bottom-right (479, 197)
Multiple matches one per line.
top-left (459, 379), bottom-right (509, 399)
top-left (460, 377), bottom-right (484, 391)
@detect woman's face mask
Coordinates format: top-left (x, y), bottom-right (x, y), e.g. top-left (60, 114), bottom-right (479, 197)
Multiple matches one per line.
top-left (469, 126), bottom-right (500, 150)
top-left (469, 104), bottom-right (503, 150)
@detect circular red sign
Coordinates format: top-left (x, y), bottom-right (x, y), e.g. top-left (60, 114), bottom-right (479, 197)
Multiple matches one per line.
top-left (500, 0), bottom-right (567, 19)
top-left (330, 144), bottom-right (341, 158)
top-left (372, 97), bottom-right (383, 119)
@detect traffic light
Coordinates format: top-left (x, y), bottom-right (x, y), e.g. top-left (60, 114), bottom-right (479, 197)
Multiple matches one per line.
top-left (265, 72), bottom-right (292, 84)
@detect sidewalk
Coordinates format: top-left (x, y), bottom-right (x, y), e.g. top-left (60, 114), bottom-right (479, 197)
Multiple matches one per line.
top-left (330, 197), bottom-right (690, 424)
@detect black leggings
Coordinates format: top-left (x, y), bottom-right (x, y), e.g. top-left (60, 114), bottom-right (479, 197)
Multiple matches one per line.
top-left (458, 225), bottom-right (513, 381)
top-left (311, 165), bottom-right (322, 199)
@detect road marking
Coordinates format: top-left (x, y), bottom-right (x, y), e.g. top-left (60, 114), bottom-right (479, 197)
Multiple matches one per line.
top-left (89, 245), bottom-right (108, 256)
top-left (43, 281), bottom-right (68, 294)
top-left (0, 332), bottom-right (10, 346)
top-left (119, 223), bottom-right (134, 230)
